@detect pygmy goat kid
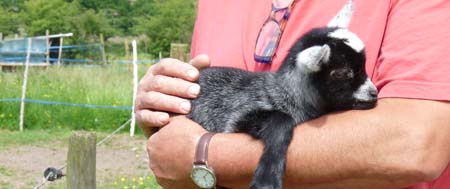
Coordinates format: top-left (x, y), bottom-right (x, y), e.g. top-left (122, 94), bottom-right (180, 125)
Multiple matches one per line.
top-left (187, 26), bottom-right (378, 189)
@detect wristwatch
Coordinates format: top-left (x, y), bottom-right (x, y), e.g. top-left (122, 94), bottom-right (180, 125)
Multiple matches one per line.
top-left (191, 132), bottom-right (217, 189)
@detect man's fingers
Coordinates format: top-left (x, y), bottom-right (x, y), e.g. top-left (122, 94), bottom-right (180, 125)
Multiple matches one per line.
top-left (151, 58), bottom-right (200, 82)
top-left (148, 75), bottom-right (200, 98)
top-left (137, 91), bottom-right (192, 114)
top-left (190, 54), bottom-right (211, 70)
top-left (137, 109), bottom-right (169, 128)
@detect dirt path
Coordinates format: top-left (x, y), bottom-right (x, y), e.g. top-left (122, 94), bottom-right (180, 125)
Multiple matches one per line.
top-left (0, 134), bottom-right (151, 189)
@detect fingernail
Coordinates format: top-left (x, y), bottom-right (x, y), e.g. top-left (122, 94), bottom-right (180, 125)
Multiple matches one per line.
top-left (158, 114), bottom-right (169, 123)
top-left (180, 101), bottom-right (191, 113)
top-left (187, 69), bottom-right (198, 79)
top-left (188, 85), bottom-right (200, 96)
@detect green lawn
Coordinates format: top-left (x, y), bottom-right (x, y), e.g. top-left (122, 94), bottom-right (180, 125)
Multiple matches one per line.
top-left (0, 129), bottom-right (72, 150)
top-left (0, 64), bottom-right (149, 132)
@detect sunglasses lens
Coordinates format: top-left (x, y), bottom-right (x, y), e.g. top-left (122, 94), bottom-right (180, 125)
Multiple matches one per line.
top-left (273, 0), bottom-right (294, 9)
top-left (255, 20), bottom-right (281, 63)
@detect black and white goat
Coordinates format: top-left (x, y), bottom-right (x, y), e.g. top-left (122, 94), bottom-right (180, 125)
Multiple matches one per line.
top-left (188, 1), bottom-right (377, 188)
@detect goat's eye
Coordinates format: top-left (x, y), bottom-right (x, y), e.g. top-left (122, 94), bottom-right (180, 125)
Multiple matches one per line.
top-left (330, 69), bottom-right (353, 80)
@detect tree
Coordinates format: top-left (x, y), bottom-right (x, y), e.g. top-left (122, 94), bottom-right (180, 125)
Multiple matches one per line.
top-left (21, 0), bottom-right (80, 36)
top-left (0, 0), bottom-right (25, 12)
top-left (71, 9), bottom-right (116, 41)
top-left (3, 0), bottom-right (198, 59)
top-left (132, 0), bottom-right (197, 56)
top-left (77, 0), bottom-right (133, 35)
top-left (0, 7), bottom-right (20, 36)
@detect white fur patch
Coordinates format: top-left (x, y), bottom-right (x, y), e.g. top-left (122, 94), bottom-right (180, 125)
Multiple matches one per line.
top-left (353, 78), bottom-right (377, 101)
top-left (328, 29), bottom-right (364, 52)
top-left (296, 45), bottom-right (330, 73)
top-left (327, 0), bottom-right (354, 28)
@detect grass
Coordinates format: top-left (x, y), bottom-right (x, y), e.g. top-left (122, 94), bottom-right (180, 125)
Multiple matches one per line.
top-left (105, 175), bottom-right (161, 189)
top-left (0, 165), bottom-right (15, 176)
top-left (0, 129), bottom-right (73, 150)
top-left (0, 181), bottom-right (14, 189)
top-left (27, 175), bottom-right (161, 189)
top-left (0, 64), bottom-right (150, 132)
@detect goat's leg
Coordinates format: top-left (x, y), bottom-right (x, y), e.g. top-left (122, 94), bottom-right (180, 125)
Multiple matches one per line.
top-left (247, 111), bottom-right (296, 189)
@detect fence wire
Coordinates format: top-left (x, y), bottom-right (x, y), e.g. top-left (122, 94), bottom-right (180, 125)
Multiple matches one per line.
top-left (33, 119), bottom-right (132, 189)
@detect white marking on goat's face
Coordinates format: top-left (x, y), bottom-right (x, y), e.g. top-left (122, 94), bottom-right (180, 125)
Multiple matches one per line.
top-left (353, 78), bottom-right (377, 102)
top-left (296, 45), bottom-right (330, 73)
top-left (329, 29), bottom-right (364, 53)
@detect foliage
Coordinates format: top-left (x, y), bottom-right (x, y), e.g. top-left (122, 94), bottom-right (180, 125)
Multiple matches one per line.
top-left (21, 0), bottom-right (79, 36)
top-left (0, 7), bottom-right (20, 36)
top-left (78, 0), bottom-right (134, 34)
top-left (132, 0), bottom-right (197, 56)
top-left (1, 0), bottom-right (197, 56)
top-left (0, 0), bottom-right (25, 12)
top-left (72, 9), bottom-right (116, 41)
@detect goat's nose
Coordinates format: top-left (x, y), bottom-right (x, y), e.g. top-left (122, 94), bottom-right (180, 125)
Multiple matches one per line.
top-left (369, 89), bottom-right (378, 98)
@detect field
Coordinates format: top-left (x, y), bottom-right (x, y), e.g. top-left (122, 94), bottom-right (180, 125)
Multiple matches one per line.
top-left (0, 65), bottom-right (147, 131)
top-left (0, 65), bottom-right (161, 188)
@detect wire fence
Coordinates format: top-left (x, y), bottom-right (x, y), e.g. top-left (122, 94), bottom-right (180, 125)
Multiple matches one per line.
top-left (33, 119), bottom-right (132, 189)
top-left (0, 98), bottom-right (133, 110)
top-left (0, 39), bottom-right (148, 188)
top-left (1, 39), bottom-right (140, 134)
top-left (0, 33), bottom-right (163, 65)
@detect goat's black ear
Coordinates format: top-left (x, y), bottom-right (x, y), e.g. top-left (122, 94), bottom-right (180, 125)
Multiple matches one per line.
top-left (295, 45), bottom-right (330, 73)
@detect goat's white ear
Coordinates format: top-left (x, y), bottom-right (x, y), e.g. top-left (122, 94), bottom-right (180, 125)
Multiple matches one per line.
top-left (296, 45), bottom-right (331, 72)
top-left (328, 0), bottom-right (353, 28)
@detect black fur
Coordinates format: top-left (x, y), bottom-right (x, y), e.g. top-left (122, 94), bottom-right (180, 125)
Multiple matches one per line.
top-left (187, 27), bottom-right (377, 189)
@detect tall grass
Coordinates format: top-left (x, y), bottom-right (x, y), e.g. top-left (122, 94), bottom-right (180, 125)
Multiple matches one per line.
top-left (0, 64), bottom-right (150, 132)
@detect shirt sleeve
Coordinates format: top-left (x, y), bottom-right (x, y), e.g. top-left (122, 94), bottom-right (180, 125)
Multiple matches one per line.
top-left (374, 0), bottom-right (450, 102)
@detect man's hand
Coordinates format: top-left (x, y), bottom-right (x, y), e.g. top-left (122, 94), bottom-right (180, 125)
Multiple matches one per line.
top-left (135, 55), bottom-right (210, 137)
top-left (147, 116), bottom-right (208, 189)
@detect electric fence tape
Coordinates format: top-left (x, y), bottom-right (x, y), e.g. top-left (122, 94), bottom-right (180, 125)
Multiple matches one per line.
top-left (0, 98), bottom-right (132, 110)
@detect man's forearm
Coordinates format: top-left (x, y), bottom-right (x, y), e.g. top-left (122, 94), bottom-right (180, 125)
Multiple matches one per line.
top-left (208, 99), bottom-right (450, 188)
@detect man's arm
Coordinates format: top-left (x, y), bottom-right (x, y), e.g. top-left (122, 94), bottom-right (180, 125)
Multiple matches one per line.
top-left (146, 98), bottom-right (450, 188)
top-left (207, 98), bottom-right (450, 188)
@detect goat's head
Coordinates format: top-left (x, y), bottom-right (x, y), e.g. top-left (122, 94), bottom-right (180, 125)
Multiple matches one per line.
top-left (291, 27), bottom-right (377, 111)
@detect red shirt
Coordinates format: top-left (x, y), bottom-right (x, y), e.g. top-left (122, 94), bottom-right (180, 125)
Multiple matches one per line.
top-left (191, 0), bottom-right (450, 188)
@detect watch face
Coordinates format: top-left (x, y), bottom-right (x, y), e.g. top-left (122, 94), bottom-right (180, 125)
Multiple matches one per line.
top-left (191, 166), bottom-right (216, 188)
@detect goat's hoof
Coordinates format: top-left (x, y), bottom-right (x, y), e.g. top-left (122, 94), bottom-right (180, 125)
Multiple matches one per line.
top-left (250, 178), bottom-right (282, 189)
top-left (250, 182), bottom-right (282, 189)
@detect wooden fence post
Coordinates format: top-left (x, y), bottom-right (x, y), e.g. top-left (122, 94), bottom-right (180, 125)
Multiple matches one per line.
top-left (46, 30), bottom-right (50, 65)
top-left (57, 36), bottom-right (64, 66)
top-left (125, 39), bottom-right (130, 71)
top-left (170, 43), bottom-right (188, 62)
top-left (67, 132), bottom-right (96, 189)
top-left (99, 33), bottom-right (107, 65)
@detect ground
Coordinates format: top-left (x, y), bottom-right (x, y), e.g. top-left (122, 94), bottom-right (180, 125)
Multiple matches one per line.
top-left (0, 130), bottom-right (159, 189)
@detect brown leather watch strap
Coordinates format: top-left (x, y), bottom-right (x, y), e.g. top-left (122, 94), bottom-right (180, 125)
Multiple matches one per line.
top-left (194, 132), bottom-right (216, 165)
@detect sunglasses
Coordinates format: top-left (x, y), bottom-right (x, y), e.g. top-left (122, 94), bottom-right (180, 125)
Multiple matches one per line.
top-left (254, 0), bottom-right (297, 64)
